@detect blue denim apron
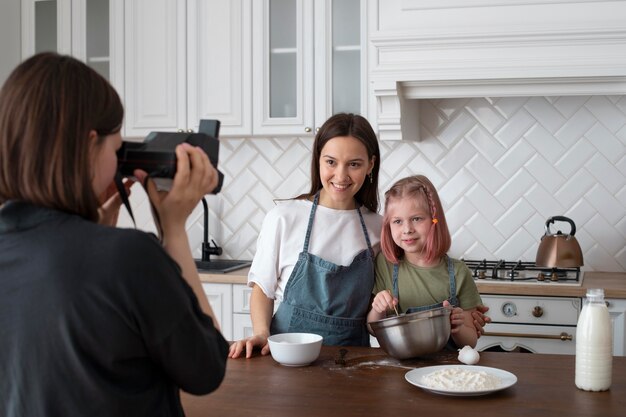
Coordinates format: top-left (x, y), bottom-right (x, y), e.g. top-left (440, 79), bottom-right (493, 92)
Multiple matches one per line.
top-left (391, 255), bottom-right (459, 313)
top-left (270, 193), bottom-right (375, 346)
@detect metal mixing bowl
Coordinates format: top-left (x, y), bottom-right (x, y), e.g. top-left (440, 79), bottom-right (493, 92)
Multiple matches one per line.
top-left (370, 306), bottom-right (452, 359)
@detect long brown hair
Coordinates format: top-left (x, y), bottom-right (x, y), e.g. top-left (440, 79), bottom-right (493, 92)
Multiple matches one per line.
top-left (380, 175), bottom-right (451, 264)
top-left (0, 52), bottom-right (123, 221)
top-left (298, 113), bottom-right (380, 213)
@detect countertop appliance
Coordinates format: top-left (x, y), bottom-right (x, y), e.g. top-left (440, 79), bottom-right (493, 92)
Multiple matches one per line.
top-left (464, 259), bottom-right (582, 354)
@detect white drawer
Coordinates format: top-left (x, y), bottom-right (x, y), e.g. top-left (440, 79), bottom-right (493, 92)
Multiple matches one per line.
top-left (233, 284), bottom-right (252, 313)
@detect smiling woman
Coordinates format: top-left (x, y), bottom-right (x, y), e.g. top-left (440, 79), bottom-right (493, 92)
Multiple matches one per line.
top-left (228, 113), bottom-right (383, 359)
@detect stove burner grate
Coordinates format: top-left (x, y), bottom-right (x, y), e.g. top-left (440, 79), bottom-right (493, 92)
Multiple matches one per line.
top-left (462, 259), bottom-right (581, 283)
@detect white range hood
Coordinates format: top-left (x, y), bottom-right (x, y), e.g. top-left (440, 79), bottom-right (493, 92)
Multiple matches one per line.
top-left (367, 0), bottom-right (626, 140)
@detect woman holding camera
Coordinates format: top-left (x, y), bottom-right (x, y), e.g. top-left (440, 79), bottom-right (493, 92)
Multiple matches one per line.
top-left (0, 53), bottom-right (228, 416)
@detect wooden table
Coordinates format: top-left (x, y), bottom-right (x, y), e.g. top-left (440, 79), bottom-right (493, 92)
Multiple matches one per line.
top-left (182, 346), bottom-right (624, 416)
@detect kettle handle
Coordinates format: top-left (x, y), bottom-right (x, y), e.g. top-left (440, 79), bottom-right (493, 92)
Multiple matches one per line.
top-left (545, 216), bottom-right (576, 236)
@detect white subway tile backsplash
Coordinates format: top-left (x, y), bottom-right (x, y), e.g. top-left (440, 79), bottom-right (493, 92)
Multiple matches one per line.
top-left (554, 107), bottom-right (595, 149)
top-left (117, 95), bottom-right (626, 272)
top-left (466, 98), bottom-right (506, 133)
top-left (524, 184), bottom-right (565, 218)
top-left (552, 96), bottom-right (590, 119)
top-left (525, 97), bottom-right (567, 134)
top-left (467, 125), bottom-right (506, 164)
top-left (494, 107), bottom-right (535, 148)
top-left (585, 96), bottom-right (626, 133)
top-left (436, 139), bottom-right (476, 177)
top-left (494, 140), bottom-right (536, 178)
top-left (554, 138), bottom-right (595, 178)
top-left (586, 123), bottom-right (625, 165)
top-left (524, 154), bottom-right (566, 194)
top-left (494, 170), bottom-right (535, 208)
top-left (524, 123), bottom-right (565, 164)
top-left (585, 184), bottom-right (625, 225)
top-left (494, 227), bottom-right (536, 261)
top-left (585, 154), bottom-right (624, 194)
top-left (494, 199), bottom-right (534, 238)
top-left (554, 169), bottom-right (596, 209)
top-left (586, 214), bottom-right (626, 255)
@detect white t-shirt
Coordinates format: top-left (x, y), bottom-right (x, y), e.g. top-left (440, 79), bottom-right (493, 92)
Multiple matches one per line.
top-left (248, 199), bottom-right (382, 303)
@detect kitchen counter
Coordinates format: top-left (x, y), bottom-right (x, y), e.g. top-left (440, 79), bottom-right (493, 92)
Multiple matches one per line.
top-left (182, 345), bottom-right (624, 416)
top-left (475, 271), bottom-right (626, 298)
top-left (200, 268), bottom-right (626, 298)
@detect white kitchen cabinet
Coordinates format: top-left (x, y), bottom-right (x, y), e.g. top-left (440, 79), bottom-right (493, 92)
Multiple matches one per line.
top-left (123, 0), bottom-right (251, 137)
top-left (252, 0), bottom-right (366, 136)
top-left (607, 298), bottom-right (626, 357)
top-left (202, 282), bottom-right (233, 341)
top-left (233, 284), bottom-right (253, 340)
top-left (21, 0), bottom-right (124, 92)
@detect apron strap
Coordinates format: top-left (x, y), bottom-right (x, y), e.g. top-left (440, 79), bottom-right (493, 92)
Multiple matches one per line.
top-left (302, 192), bottom-right (320, 253)
top-left (356, 205), bottom-right (374, 256)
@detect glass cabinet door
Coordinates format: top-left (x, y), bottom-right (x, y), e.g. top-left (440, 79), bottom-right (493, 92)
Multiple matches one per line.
top-left (22, 0), bottom-right (71, 56)
top-left (331, 0), bottom-right (361, 115)
top-left (84, 0), bottom-right (110, 80)
top-left (269, 0), bottom-right (297, 118)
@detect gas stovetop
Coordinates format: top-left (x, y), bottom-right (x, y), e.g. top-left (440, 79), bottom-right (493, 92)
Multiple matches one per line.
top-left (462, 259), bottom-right (583, 286)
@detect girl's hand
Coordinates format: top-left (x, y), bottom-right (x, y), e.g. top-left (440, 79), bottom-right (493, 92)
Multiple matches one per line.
top-left (443, 300), bottom-right (465, 334)
top-left (371, 290), bottom-right (398, 314)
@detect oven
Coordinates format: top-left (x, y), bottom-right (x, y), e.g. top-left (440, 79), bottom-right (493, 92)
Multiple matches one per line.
top-left (464, 260), bottom-right (583, 355)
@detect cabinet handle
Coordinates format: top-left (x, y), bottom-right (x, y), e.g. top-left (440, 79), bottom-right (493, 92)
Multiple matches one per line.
top-left (484, 331), bottom-right (573, 341)
top-left (304, 127), bottom-right (312, 133)
top-left (177, 129), bottom-right (184, 133)
top-left (187, 129), bottom-right (194, 133)
top-left (316, 127), bottom-right (320, 133)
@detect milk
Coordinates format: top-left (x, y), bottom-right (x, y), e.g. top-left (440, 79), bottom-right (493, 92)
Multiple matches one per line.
top-left (575, 288), bottom-right (612, 391)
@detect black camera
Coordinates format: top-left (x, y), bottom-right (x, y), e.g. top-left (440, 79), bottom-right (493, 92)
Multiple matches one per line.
top-left (117, 119), bottom-right (224, 193)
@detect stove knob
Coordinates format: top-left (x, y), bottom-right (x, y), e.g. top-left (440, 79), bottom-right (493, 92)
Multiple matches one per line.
top-left (479, 270), bottom-right (486, 279)
top-left (537, 272), bottom-right (545, 281)
top-left (550, 272), bottom-right (559, 281)
top-left (532, 306), bottom-right (544, 318)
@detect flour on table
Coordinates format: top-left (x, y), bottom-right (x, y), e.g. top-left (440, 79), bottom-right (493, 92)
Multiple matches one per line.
top-left (421, 367), bottom-right (501, 391)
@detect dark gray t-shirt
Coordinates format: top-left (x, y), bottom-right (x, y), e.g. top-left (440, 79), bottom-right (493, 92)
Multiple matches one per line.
top-left (0, 201), bottom-right (228, 417)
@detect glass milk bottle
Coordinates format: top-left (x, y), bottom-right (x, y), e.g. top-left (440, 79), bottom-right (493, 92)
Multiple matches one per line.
top-left (575, 288), bottom-right (613, 391)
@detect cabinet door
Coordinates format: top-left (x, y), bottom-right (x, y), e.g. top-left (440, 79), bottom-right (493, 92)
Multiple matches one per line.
top-left (124, 0), bottom-right (186, 137)
top-left (21, 0), bottom-right (72, 56)
top-left (233, 313), bottom-right (253, 340)
top-left (71, 0), bottom-right (124, 95)
top-left (202, 283), bottom-right (233, 342)
top-left (253, 0), bottom-right (314, 136)
top-left (608, 298), bottom-right (626, 356)
top-left (314, 0), bottom-right (365, 130)
top-left (187, 0), bottom-right (252, 136)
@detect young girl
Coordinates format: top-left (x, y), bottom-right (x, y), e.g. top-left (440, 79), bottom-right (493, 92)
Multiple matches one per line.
top-left (367, 175), bottom-right (481, 349)
top-left (229, 113), bottom-right (382, 358)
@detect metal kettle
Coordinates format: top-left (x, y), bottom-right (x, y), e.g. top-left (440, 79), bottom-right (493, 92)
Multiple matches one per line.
top-left (535, 216), bottom-right (584, 268)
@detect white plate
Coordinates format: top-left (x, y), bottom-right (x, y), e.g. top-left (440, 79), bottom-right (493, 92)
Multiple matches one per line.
top-left (405, 365), bottom-right (517, 396)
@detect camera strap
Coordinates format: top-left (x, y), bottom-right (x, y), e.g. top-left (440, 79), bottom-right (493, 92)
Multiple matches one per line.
top-left (114, 171), bottom-right (136, 227)
top-left (114, 171), bottom-right (165, 242)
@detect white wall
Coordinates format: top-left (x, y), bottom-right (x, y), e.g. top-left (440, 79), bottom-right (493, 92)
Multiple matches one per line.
top-left (0, 0), bottom-right (21, 85)
top-left (118, 95), bottom-right (626, 273)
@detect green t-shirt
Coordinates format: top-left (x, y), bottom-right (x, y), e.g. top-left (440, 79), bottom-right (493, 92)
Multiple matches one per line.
top-left (373, 252), bottom-right (482, 314)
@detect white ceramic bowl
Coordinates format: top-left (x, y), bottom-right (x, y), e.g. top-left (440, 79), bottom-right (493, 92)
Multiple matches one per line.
top-left (267, 333), bottom-right (323, 367)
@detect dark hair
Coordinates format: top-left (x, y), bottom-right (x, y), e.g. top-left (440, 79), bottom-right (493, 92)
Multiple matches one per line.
top-left (298, 113), bottom-right (380, 213)
top-left (0, 52), bottom-right (123, 221)
top-left (380, 175), bottom-right (451, 264)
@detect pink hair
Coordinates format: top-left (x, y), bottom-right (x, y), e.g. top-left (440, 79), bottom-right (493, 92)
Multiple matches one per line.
top-left (380, 175), bottom-right (451, 264)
